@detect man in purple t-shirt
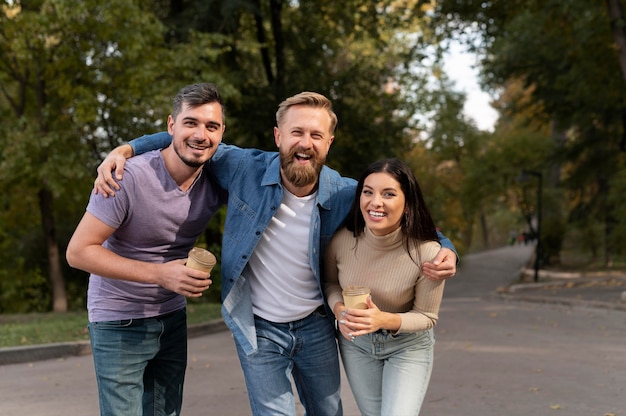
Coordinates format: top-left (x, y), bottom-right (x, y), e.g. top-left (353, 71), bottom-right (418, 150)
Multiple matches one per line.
top-left (66, 83), bottom-right (227, 416)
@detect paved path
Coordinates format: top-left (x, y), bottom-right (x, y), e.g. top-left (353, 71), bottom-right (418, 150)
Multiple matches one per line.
top-left (421, 245), bottom-right (626, 415)
top-left (1, 244), bottom-right (625, 415)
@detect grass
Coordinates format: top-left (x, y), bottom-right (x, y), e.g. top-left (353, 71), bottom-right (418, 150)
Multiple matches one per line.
top-left (0, 302), bottom-right (222, 348)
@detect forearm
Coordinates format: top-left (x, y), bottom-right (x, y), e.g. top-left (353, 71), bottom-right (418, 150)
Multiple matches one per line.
top-left (324, 283), bottom-right (344, 312)
top-left (399, 279), bottom-right (444, 332)
top-left (129, 131), bottom-right (173, 155)
top-left (380, 311), bottom-right (402, 332)
top-left (398, 310), bottom-right (439, 332)
top-left (113, 143), bottom-right (134, 158)
top-left (67, 244), bottom-right (160, 285)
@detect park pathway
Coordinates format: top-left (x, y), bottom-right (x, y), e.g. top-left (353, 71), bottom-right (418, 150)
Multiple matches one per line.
top-left (1, 244), bottom-right (624, 415)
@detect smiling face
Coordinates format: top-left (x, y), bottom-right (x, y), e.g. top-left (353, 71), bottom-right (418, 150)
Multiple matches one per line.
top-left (168, 101), bottom-right (225, 168)
top-left (274, 105), bottom-right (334, 196)
top-left (360, 172), bottom-right (406, 236)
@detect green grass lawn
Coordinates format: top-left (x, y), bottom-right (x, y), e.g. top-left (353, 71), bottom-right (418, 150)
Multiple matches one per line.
top-left (0, 302), bottom-right (222, 348)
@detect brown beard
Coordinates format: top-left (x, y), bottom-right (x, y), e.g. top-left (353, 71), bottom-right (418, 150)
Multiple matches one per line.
top-left (279, 147), bottom-right (324, 188)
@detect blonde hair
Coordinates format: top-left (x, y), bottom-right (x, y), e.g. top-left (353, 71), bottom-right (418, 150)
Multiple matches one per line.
top-left (275, 91), bottom-right (338, 133)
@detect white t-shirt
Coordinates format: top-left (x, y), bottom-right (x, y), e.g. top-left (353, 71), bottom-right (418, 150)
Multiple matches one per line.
top-left (246, 190), bottom-right (323, 322)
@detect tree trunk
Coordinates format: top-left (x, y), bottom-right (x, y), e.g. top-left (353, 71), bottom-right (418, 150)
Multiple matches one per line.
top-left (607, 0), bottom-right (626, 82)
top-left (252, 0), bottom-right (274, 85)
top-left (269, 0), bottom-right (285, 99)
top-left (480, 211), bottom-right (489, 248)
top-left (462, 214), bottom-right (474, 252)
top-left (38, 187), bottom-right (67, 312)
top-left (606, 0), bottom-right (626, 151)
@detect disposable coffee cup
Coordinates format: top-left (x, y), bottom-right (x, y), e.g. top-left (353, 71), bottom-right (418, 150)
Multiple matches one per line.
top-left (186, 247), bottom-right (217, 275)
top-left (342, 286), bottom-right (370, 309)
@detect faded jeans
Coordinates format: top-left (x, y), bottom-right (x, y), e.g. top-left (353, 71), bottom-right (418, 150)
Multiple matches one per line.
top-left (88, 308), bottom-right (187, 416)
top-left (339, 328), bottom-right (435, 416)
top-left (234, 308), bottom-right (343, 416)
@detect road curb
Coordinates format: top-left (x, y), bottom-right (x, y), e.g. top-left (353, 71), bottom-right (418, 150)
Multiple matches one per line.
top-left (0, 319), bottom-right (229, 366)
top-left (496, 292), bottom-right (626, 311)
top-left (496, 267), bottom-right (626, 311)
top-left (3, 267), bottom-right (625, 366)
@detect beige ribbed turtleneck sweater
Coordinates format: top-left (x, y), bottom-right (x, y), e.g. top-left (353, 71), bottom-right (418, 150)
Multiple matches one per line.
top-left (324, 226), bottom-right (444, 333)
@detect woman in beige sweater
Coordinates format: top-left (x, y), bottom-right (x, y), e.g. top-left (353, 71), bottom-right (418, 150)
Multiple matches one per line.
top-left (324, 158), bottom-right (446, 416)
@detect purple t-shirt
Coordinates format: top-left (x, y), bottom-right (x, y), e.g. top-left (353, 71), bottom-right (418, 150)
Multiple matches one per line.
top-left (86, 150), bottom-right (225, 322)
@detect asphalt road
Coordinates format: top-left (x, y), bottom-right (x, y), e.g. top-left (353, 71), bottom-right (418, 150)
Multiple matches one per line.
top-left (1, 244), bottom-right (625, 415)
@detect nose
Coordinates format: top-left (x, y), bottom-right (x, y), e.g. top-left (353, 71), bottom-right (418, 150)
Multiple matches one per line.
top-left (370, 193), bottom-right (383, 207)
top-left (299, 133), bottom-right (313, 148)
top-left (194, 125), bottom-right (209, 140)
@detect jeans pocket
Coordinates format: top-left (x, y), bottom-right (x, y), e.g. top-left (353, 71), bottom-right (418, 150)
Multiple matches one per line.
top-left (91, 319), bottom-right (134, 329)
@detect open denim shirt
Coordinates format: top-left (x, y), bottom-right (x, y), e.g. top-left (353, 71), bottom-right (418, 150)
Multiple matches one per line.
top-left (131, 133), bottom-right (456, 355)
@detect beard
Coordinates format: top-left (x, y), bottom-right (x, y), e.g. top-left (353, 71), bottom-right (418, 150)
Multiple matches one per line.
top-left (279, 146), bottom-right (325, 188)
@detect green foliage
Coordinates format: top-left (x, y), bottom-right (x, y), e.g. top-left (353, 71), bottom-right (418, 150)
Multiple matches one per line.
top-left (0, 302), bottom-right (222, 347)
top-left (430, 0), bottom-right (626, 266)
top-left (0, 311), bottom-right (89, 347)
top-left (0, 0), bottom-right (237, 312)
top-left (8, 0), bottom-right (624, 313)
top-left (0, 258), bottom-right (50, 313)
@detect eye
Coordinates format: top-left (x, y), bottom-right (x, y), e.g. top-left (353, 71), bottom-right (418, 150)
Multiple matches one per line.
top-left (362, 189), bottom-right (373, 196)
top-left (383, 191), bottom-right (397, 198)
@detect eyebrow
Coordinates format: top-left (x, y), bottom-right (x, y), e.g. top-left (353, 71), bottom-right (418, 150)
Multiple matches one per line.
top-left (182, 117), bottom-right (222, 128)
top-left (363, 184), bottom-right (398, 192)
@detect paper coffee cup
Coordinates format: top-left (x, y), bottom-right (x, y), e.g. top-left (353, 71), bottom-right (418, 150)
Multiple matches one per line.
top-left (342, 286), bottom-right (370, 309)
top-left (186, 247), bottom-right (217, 274)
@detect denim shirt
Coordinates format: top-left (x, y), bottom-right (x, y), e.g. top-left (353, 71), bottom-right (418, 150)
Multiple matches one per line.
top-left (131, 132), bottom-right (457, 356)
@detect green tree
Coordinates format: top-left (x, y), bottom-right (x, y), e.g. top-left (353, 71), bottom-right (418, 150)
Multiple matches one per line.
top-left (429, 0), bottom-right (626, 266)
top-left (158, 0), bottom-right (448, 177)
top-left (2, 0), bottom-right (496, 312)
top-left (0, 0), bottom-right (233, 312)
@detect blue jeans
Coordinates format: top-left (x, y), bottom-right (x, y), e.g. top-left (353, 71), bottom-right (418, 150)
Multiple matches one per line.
top-left (339, 329), bottom-right (435, 416)
top-left (88, 308), bottom-right (187, 416)
top-left (234, 309), bottom-right (343, 415)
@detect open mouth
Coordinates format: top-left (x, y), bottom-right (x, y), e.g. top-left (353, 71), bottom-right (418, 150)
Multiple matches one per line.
top-left (189, 143), bottom-right (210, 150)
top-left (295, 152), bottom-right (312, 161)
top-left (368, 211), bottom-right (386, 218)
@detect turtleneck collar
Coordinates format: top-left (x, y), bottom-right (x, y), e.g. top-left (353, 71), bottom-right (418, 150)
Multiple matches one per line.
top-left (362, 226), bottom-right (404, 250)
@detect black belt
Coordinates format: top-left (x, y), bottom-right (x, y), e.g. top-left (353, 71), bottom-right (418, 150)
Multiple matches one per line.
top-left (312, 304), bottom-right (327, 317)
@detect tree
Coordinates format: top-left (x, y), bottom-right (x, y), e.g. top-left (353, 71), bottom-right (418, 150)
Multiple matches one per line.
top-left (429, 0), bottom-right (626, 266)
top-left (2, 0), bottom-right (494, 311)
top-left (0, 0), bottom-right (233, 312)
top-left (159, 0), bottom-right (449, 177)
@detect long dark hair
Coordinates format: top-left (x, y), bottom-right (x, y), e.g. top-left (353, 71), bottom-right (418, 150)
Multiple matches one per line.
top-left (346, 158), bottom-right (439, 260)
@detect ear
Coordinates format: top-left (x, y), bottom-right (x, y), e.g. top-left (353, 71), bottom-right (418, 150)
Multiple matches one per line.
top-left (167, 115), bottom-right (175, 135)
top-left (273, 126), bottom-right (281, 148)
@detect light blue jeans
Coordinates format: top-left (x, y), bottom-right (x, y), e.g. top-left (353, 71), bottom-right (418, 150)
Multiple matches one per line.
top-left (339, 328), bottom-right (435, 416)
top-left (88, 308), bottom-right (187, 416)
top-left (234, 309), bottom-right (343, 416)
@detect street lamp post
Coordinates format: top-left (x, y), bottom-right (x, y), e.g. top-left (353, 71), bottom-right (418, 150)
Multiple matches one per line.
top-left (521, 170), bottom-right (542, 282)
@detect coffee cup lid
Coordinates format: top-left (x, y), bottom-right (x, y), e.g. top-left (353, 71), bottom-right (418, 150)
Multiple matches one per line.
top-left (189, 247), bottom-right (216, 266)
